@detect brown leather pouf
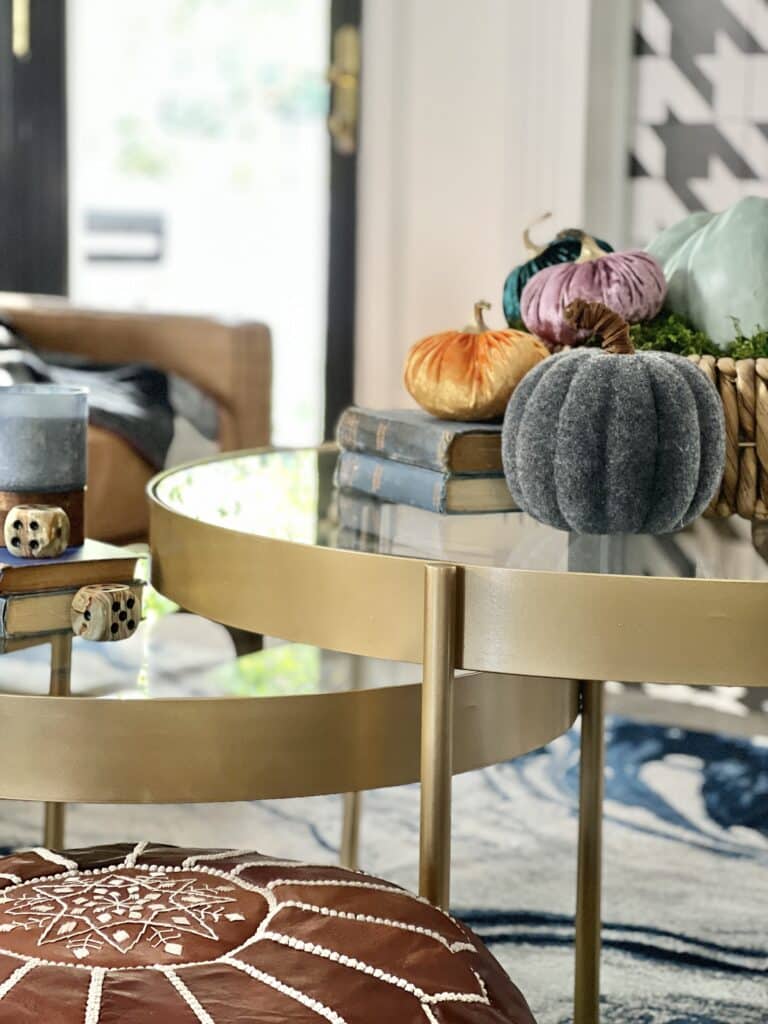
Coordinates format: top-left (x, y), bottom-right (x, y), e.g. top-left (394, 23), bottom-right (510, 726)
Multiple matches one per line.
top-left (0, 844), bottom-right (536, 1023)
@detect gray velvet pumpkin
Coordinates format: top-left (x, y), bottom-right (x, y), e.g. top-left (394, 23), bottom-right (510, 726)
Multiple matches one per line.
top-left (501, 301), bottom-right (725, 534)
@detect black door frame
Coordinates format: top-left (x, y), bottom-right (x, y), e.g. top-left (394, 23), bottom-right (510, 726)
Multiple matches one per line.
top-left (0, 0), bottom-right (68, 294)
top-left (324, 0), bottom-right (361, 439)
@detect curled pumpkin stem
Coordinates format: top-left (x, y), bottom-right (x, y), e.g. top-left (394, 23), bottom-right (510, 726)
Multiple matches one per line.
top-left (574, 233), bottom-right (606, 264)
top-left (563, 299), bottom-right (634, 355)
top-left (522, 211), bottom-right (552, 256)
top-left (473, 300), bottom-right (491, 332)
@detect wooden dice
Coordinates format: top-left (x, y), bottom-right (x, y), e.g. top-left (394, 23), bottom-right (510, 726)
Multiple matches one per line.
top-left (71, 583), bottom-right (143, 642)
top-left (4, 505), bottom-right (70, 558)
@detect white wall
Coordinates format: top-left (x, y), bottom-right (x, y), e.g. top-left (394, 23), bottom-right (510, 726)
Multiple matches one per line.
top-left (583, 0), bottom-right (635, 246)
top-left (354, 0), bottom-right (596, 408)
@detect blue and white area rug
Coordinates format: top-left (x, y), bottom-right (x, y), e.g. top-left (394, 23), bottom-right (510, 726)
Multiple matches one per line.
top-left (0, 617), bottom-right (765, 1022)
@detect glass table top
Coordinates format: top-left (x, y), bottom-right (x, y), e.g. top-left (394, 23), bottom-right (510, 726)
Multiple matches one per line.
top-left (0, 612), bottom-right (424, 701)
top-left (153, 448), bottom-right (768, 582)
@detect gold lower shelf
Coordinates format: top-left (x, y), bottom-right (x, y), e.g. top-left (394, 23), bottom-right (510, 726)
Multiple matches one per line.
top-left (0, 672), bottom-right (577, 804)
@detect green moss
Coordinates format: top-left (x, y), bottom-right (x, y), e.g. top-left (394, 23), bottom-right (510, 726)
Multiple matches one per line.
top-left (727, 318), bottom-right (768, 359)
top-left (629, 313), bottom-right (718, 356)
top-left (628, 312), bottom-right (768, 360)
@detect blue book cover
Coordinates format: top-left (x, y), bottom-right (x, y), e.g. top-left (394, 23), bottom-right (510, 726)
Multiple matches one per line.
top-left (334, 452), bottom-right (515, 514)
top-left (336, 407), bottom-right (502, 474)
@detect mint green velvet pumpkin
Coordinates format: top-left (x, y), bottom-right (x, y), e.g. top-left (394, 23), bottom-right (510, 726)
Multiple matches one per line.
top-left (646, 196), bottom-right (768, 347)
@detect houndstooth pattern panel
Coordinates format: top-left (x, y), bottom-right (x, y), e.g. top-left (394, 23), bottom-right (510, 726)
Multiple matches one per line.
top-left (630, 0), bottom-right (768, 246)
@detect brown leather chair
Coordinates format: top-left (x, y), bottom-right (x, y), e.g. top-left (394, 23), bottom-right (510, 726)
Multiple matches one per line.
top-left (0, 294), bottom-right (272, 543)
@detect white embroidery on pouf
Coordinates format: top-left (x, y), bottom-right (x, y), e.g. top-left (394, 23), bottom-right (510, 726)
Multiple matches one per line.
top-left (21, 848), bottom-right (79, 872)
top-left (0, 960), bottom-right (36, 1000)
top-left (121, 841), bottom-right (149, 869)
top-left (0, 851), bottom-right (497, 1024)
top-left (0, 871), bottom-right (242, 960)
top-left (222, 957), bottom-right (348, 1024)
top-left (160, 966), bottom-right (217, 1024)
top-left (85, 967), bottom-right (105, 1024)
top-left (276, 900), bottom-right (476, 954)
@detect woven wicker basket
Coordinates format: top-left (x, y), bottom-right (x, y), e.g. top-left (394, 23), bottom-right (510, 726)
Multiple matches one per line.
top-left (688, 355), bottom-right (768, 520)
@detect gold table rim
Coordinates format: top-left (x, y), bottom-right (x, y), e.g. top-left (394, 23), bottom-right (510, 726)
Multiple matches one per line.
top-left (0, 673), bottom-right (579, 803)
top-left (148, 447), bottom-right (768, 689)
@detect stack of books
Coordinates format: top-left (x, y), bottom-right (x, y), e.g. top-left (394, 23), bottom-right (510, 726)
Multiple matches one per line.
top-left (0, 540), bottom-right (144, 653)
top-left (334, 407), bottom-right (517, 515)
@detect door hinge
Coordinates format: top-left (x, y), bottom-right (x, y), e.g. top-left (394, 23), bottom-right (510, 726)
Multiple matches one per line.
top-left (12, 0), bottom-right (31, 60)
top-left (328, 24), bottom-right (360, 156)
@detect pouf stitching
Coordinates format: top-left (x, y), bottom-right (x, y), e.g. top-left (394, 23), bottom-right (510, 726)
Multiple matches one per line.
top-left (0, 865), bottom-right (468, 974)
top-left (275, 901), bottom-right (476, 953)
top-left (0, 845), bottom-right (532, 1024)
top-left (159, 965), bottom-right (217, 1024)
top-left (122, 840), bottom-right (149, 868)
top-left (0, 864), bottom-right (484, 974)
top-left (0, 863), bottom-right (275, 972)
top-left (244, 933), bottom-right (491, 1006)
top-left (85, 966), bottom-right (105, 1024)
top-left (215, 958), bottom-right (346, 1024)
top-left (0, 959), bottom-right (35, 999)
top-left (23, 847), bottom-right (80, 871)
top-left (182, 849), bottom-right (295, 868)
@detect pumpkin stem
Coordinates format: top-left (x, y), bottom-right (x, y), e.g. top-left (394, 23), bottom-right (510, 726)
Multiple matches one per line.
top-left (522, 212), bottom-right (552, 256)
top-left (563, 299), bottom-right (634, 354)
top-left (575, 232), bottom-right (605, 264)
top-left (470, 300), bottom-right (491, 333)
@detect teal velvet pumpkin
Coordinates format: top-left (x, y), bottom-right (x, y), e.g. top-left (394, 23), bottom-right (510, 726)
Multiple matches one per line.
top-left (646, 196), bottom-right (768, 347)
top-left (502, 215), bottom-right (613, 325)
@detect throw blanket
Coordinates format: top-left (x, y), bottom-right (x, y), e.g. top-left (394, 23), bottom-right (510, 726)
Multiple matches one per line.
top-left (0, 320), bottom-right (217, 469)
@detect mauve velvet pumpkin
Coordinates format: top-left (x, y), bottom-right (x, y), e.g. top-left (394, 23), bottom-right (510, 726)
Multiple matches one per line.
top-left (520, 250), bottom-right (666, 348)
top-left (502, 229), bottom-right (613, 324)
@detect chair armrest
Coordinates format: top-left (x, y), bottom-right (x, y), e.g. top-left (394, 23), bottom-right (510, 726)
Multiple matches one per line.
top-left (0, 294), bottom-right (272, 450)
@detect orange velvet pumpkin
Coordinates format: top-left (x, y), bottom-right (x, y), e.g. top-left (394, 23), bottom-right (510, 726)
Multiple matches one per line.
top-left (404, 301), bottom-right (548, 421)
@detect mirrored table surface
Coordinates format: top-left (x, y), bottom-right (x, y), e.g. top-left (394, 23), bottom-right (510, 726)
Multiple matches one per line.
top-left (0, 613), bottom-right (424, 701)
top-left (152, 448), bottom-right (768, 582)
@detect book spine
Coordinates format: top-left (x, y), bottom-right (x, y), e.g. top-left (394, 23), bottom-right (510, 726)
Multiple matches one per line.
top-left (1, 581), bottom-right (146, 637)
top-left (0, 557), bottom-right (142, 596)
top-left (335, 453), bottom-right (448, 513)
top-left (336, 410), bottom-right (450, 472)
top-left (1, 591), bottom-right (75, 637)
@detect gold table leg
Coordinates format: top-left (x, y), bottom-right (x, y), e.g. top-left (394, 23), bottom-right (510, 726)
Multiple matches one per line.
top-left (418, 563), bottom-right (457, 910)
top-left (340, 656), bottom-right (364, 870)
top-left (340, 791), bottom-right (361, 869)
top-left (574, 679), bottom-right (605, 1024)
top-left (43, 633), bottom-right (72, 850)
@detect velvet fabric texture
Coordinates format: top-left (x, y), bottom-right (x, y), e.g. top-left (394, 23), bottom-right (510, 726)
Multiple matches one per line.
top-left (502, 231), bottom-right (613, 325)
top-left (520, 251), bottom-right (667, 348)
top-left (502, 348), bottom-right (725, 534)
top-left (404, 326), bottom-right (548, 421)
top-left (647, 196), bottom-right (768, 346)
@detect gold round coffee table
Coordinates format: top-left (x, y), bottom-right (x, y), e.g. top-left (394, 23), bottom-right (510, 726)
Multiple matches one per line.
top-left (147, 448), bottom-right (581, 875)
top-left (147, 447), bottom-right (768, 1024)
